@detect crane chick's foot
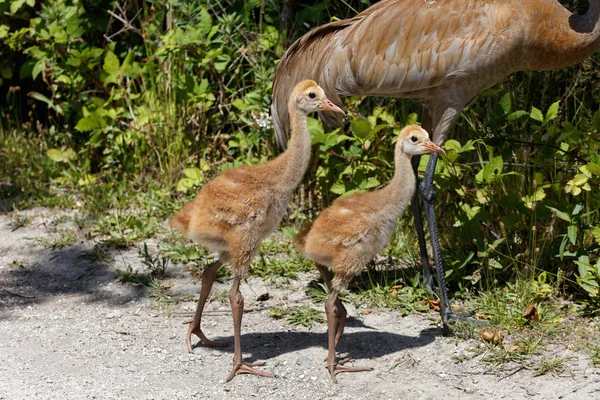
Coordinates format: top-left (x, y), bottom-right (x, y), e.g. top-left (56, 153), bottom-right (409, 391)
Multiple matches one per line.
top-left (327, 358), bottom-right (373, 384)
top-left (185, 320), bottom-right (226, 352)
top-left (225, 361), bottom-right (274, 382)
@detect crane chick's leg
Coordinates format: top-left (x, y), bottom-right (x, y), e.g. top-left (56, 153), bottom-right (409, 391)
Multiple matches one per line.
top-left (325, 289), bottom-right (372, 383)
top-left (316, 264), bottom-right (346, 347)
top-left (186, 259), bottom-right (226, 351)
top-left (226, 276), bottom-right (273, 382)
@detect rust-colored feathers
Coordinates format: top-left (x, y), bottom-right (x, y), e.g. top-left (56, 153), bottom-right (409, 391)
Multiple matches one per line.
top-left (295, 125), bottom-right (444, 292)
top-left (170, 80), bottom-right (343, 274)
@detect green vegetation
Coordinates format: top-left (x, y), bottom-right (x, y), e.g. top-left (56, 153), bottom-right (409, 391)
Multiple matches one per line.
top-left (269, 304), bottom-right (325, 328)
top-left (1, 0), bottom-right (599, 366)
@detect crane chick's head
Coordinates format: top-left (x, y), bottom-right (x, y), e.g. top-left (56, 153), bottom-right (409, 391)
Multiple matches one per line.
top-left (397, 125), bottom-right (445, 156)
top-left (291, 80), bottom-right (345, 115)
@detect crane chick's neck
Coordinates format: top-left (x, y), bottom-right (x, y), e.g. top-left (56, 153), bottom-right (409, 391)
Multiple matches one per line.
top-left (380, 150), bottom-right (416, 213)
top-left (276, 106), bottom-right (312, 190)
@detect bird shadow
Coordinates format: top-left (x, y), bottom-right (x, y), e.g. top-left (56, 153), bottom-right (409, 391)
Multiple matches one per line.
top-left (0, 243), bottom-right (145, 319)
top-left (190, 326), bottom-right (439, 363)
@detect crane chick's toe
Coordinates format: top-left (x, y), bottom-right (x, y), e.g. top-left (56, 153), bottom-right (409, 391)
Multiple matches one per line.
top-left (328, 359), bottom-right (373, 384)
top-left (185, 322), bottom-right (226, 352)
top-left (226, 361), bottom-right (274, 382)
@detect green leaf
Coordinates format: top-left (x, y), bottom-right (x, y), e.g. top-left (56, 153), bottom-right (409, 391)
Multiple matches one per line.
top-left (546, 206), bottom-right (571, 222)
top-left (213, 54), bottom-right (230, 73)
top-left (307, 117), bottom-right (324, 136)
top-left (405, 113), bottom-right (419, 125)
top-left (530, 106), bottom-right (544, 123)
top-left (66, 57), bottom-right (82, 67)
top-left (507, 110), bottom-right (529, 121)
top-left (75, 115), bottom-right (102, 132)
top-left (103, 51), bottom-right (120, 75)
top-left (199, 159), bottom-right (210, 171)
top-left (10, 0), bottom-right (27, 14)
top-left (351, 118), bottom-right (372, 139)
top-left (586, 162), bottom-right (600, 177)
top-left (571, 173), bottom-right (589, 186)
top-left (521, 187), bottom-right (546, 209)
top-left (330, 181), bottom-right (347, 195)
top-left (572, 203), bottom-right (584, 216)
top-left (545, 101), bottom-right (559, 123)
top-left (592, 226), bottom-right (600, 245)
top-left (362, 177), bottom-right (380, 189)
top-left (0, 25), bottom-right (9, 39)
top-left (46, 148), bottom-right (76, 163)
top-left (28, 91), bottom-right (52, 106)
top-left (567, 225), bottom-right (577, 245)
top-left (477, 156), bottom-right (503, 183)
top-left (231, 99), bottom-right (247, 111)
top-left (460, 140), bottom-right (477, 152)
top-left (197, 7), bottom-right (212, 35)
top-left (183, 168), bottom-right (204, 182)
top-left (78, 174), bottom-right (96, 186)
top-left (497, 93), bottom-right (511, 114)
top-left (444, 139), bottom-right (461, 153)
top-left (32, 60), bottom-right (45, 80)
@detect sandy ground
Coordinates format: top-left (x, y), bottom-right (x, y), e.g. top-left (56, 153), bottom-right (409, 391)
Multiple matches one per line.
top-left (1, 208), bottom-right (599, 400)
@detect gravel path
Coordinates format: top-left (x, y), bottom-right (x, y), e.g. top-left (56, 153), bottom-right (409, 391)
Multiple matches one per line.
top-left (1, 209), bottom-right (599, 399)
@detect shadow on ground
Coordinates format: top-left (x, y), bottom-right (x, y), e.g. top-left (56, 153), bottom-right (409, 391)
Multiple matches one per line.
top-left (0, 243), bottom-right (145, 318)
top-left (189, 327), bottom-right (438, 363)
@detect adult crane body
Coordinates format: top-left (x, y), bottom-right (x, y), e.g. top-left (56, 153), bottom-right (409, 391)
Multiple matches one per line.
top-left (271, 0), bottom-right (600, 331)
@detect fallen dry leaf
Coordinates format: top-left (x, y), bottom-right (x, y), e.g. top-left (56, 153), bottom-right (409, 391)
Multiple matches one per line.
top-left (361, 308), bottom-right (372, 315)
top-left (161, 280), bottom-right (175, 289)
top-left (507, 344), bottom-right (522, 353)
top-left (427, 299), bottom-right (441, 311)
top-left (522, 304), bottom-right (539, 322)
top-left (480, 329), bottom-right (503, 345)
top-left (475, 313), bottom-right (493, 320)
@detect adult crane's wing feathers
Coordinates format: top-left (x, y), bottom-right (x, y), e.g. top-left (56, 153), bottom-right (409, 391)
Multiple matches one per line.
top-left (272, 1), bottom-right (521, 147)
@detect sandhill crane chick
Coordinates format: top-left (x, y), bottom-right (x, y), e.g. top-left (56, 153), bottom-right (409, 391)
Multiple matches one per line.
top-left (295, 125), bottom-right (444, 383)
top-left (170, 80), bottom-right (344, 382)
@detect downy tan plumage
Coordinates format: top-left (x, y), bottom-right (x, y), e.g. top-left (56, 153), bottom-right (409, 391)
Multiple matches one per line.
top-left (294, 125), bottom-right (444, 383)
top-left (271, 0), bottom-right (600, 332)
top-left (170, 80), bottom-right (344, 382)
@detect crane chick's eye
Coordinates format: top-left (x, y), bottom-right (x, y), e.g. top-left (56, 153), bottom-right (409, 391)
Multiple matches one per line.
top-left (308, 92), bottom-right (316, 99)
top-left (410, 136), bottom-right (418, 143)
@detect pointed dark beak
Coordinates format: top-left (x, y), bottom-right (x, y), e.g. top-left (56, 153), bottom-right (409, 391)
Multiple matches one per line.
top-left (319, 98), bottom-right (345, 114)
top-left (422, 140), bottom-right (445, 154)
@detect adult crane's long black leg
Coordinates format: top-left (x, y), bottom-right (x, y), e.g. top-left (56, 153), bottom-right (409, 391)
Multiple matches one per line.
top-left (421, 103), bottom-right (486, 334)
top-left (421, 124), bottom-right (488, 334)
top-left (419, 153), bottom-right (452, 334)
top-left (410, 155), bottom-right (435, 297)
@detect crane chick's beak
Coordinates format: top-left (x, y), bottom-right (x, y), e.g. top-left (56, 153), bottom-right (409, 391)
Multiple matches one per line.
top-left (319, 99), bottom-right (345, 114)
top-left (422, 141), bottom-right (445, 154)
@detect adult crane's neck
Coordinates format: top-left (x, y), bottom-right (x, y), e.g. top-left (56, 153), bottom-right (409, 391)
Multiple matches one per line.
top-left (527, 0), bottom-right (600, 70)
top-left (380, 148), bottom-right (416, 216)
top-left (277, 104), bottom-right (312, 191)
